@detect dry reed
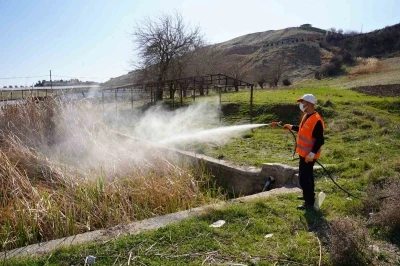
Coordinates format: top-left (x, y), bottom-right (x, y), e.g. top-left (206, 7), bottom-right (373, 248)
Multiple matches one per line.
top-left (350, 57), bottom-right (385, 75)
top-left (0, 99), bottom-right (224, 251)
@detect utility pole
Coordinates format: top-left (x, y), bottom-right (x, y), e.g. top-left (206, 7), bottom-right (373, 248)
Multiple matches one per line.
top-left (50, 70), bottom-right (53, 94)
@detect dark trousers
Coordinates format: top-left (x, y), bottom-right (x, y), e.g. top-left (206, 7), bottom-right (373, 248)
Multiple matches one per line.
top-left (299, 156), bottom-right (315, 206)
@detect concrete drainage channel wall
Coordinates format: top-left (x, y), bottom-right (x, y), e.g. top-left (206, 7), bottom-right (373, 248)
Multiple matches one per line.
top-left (1, 132), bottom-right (302, 260)
top-left (114, 131), bottom-right (301, 196)
top-left (166, 147), bottom-right (300, 195)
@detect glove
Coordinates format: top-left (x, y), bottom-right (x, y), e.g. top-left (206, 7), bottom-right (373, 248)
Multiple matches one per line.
top-left (270, 121), bottom-right (279, 127)
top-left (282, 124), bottom-right (292, 130)
top-left (305, 152), bottom-right (315, 163)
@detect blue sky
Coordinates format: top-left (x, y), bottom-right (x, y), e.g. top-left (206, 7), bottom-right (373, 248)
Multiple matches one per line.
top-left (0, 0), bottom-right (399, 87)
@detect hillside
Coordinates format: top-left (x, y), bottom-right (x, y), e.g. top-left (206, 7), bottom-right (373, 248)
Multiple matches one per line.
top-left (103, 23), bottom-right (400, 88)
top-left (102, 25), bottom-right (327, 87)
top-left (216, 26), bottom-right (326, 81)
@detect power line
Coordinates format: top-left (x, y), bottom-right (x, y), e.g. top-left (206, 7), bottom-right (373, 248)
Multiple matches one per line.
top-left (0, 75), bottom-right (48, 80)
top-left (0, 74), bottom-right (114, 81)
top-left (52, 75), bottom-right (113, 80)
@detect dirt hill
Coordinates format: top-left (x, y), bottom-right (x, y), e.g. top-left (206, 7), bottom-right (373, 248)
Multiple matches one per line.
top-left (102, 25), bottom-right (327, 88)
top-left (216, 26), bottom-right (327, 81)
top-left (103, 23), bottom-right (400, 88)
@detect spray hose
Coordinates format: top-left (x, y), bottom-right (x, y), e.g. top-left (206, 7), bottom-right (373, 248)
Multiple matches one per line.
top-left (268, 121), bottom-right (362, 200)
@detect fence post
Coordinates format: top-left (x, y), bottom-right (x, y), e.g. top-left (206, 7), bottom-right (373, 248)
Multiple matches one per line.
top-left (219, 86), bottom-right (222, 124)
top-left (250, 85), bottom-right (254, 124)
top-left (131, 87), bottom-right (133, 110)
top-left (180, 85), bottom-right (183, 107)
top-left (102, 91), bottom-right (105, 112)
top-left (172, 84), bottom-right (175, 109)
top-left (115, 89), bottom-right (118, 117)
top-left (193, 78), bottom-right (196, 102)
top-left (149, 86), bottom-right (152, 105)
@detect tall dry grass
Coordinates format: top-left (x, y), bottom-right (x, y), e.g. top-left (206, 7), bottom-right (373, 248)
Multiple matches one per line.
top-left (0, 99), bottom-right (224, 251)
top-left (350, 57), bottom-right (386, 75)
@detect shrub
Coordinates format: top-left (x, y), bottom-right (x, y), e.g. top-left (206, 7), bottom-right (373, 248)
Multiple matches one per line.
top-left (314, 70), bottom-right (322, 80)
top-left (370, 179), bottom-right (400, 240)
top-left (315, 62), bottom-right (342, 79)
top-left (315, 49), bottom-right (354, 79)
top-left (340, 50), bottom-right (355, 65)
top-left (329, 217), bottom-right (373, 265)
top-left (282, 78), bottom-right (291, 86)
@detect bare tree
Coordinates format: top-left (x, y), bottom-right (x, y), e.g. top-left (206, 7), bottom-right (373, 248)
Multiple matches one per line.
top-left (269, 56), bottom-right (288, 87)
top-left (223, 55), bottom-right (250, 92)
top-left (252, 67), bottom-right (270, 89)
top-left (132, 12), bottom-right (204, 100)
top-left (186, 46), bottom-right (225, 76)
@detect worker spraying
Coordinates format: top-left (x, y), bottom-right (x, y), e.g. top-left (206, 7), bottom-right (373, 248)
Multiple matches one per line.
top-left (282, 94), bottom-right (325, 211)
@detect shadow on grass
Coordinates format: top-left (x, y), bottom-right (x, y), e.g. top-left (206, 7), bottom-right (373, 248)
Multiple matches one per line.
top-left (303, 209), bottom-right (331, 245)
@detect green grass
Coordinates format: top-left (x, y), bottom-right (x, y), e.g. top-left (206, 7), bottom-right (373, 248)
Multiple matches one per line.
top-left (10, 195), bottom-right (331, 266)
top-left (180, 88), bottom-right (400, 169)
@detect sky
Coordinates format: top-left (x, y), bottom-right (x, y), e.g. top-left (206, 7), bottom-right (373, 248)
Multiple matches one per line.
top-left (0, 0), bottom-right (399, 87)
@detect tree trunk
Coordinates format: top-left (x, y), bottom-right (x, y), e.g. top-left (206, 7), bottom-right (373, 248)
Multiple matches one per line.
top-left (169, 84), bottom-right (174, 99)
top-left (156, 86), bottom-right (163, 101)
top-left (199, 83), bottom-right (204, 96)
top-left (183, 86), bottom-right (187, 97)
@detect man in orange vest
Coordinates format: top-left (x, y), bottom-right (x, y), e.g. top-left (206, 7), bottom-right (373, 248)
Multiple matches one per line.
top-left (283, 94), bottom-right (325, 210)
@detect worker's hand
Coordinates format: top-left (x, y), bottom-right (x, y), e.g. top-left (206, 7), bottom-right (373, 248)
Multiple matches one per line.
top-left (270, 121), bottom-right (279, 127)
top-left (305, 152), bottom-right (315, 163)
top-left (282, 124), bottom-right (292, 130)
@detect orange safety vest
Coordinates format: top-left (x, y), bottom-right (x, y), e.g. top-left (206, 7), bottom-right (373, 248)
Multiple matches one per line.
top-left (296, 112), bottom-right (325, 159)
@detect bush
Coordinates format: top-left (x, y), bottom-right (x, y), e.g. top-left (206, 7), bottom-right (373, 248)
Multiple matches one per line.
top-left (314, 70), bottom-right (322, 80)
top-left (316, 62), bottom-right (342, 78)
top-left (282, 78), bottom-right (291, 86)
top-left (340, 50), bottom-right (355, 65)
top-left (369, 179), bottom-right (400, 240)
top-left (329, 217), bottom-right (373, 265)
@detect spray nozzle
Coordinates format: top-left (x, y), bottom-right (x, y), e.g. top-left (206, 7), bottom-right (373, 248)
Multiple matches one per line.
top-left (270, 121), bottom-right (282, 127)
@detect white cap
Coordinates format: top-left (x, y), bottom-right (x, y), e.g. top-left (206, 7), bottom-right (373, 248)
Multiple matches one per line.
top-left (297, 94), bottom-right (316, 104)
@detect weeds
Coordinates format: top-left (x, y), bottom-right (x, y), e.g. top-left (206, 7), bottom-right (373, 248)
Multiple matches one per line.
top-left (366, 179), bottom-right (400, 243)
top-left (329, 217), bottom-right (373, 265)
top-left (0, 99), bottom-right (225, 251)
top-left (350, 57), bottom-right (386, 75)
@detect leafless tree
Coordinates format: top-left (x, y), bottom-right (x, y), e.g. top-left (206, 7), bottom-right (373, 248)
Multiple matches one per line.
top-left (186, 46), bottom-right (225, 76)
top-left (269, 56), bottom-right (288, 87)
top-left (132, 12), bottom-right (204, 100)
top-left (252, 67), bottom-right (270, 89)
top-left (223, 55), bottom-right (250, 92)
top-left (184, 46), bottom-right (226, 95)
